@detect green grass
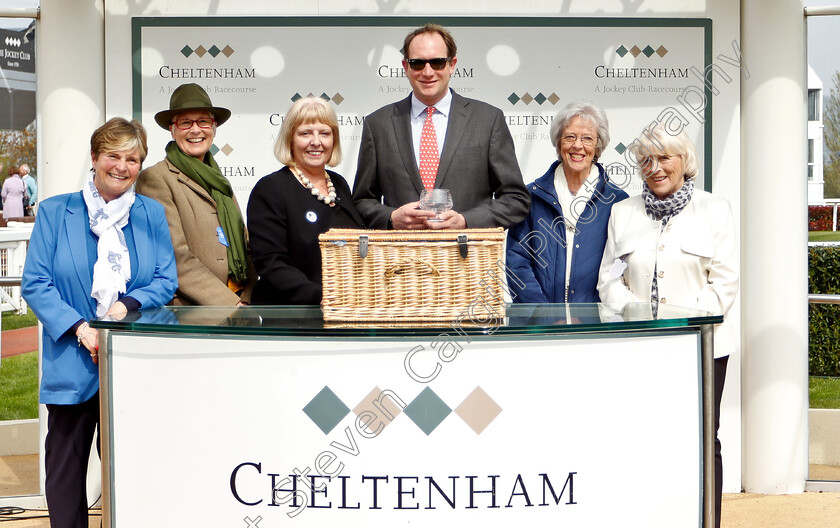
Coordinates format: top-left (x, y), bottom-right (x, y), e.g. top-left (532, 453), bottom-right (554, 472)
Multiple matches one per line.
top-left (0, 351), bottom-right (39, 420)
top-left (810, 376), bottom-right (840, 409)
top-left (0, 309), bottom-right (40, 420)
top-left (2, 309), bottom-right (38, 331)
top-left (809, 231), bottom-right (840, 242)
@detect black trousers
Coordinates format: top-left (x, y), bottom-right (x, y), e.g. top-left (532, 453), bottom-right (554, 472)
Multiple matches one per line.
top-left (45, 393), bottom-right (100, 528)
top-left (714, 356), bottom-right (729, 528)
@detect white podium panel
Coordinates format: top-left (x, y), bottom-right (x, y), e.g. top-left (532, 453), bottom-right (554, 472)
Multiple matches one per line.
top-left (102, 330), bottom-right (702, 527)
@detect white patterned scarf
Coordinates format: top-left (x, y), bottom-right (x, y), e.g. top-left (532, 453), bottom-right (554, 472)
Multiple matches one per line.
top-left (82, 171), bottom-right (134, 317)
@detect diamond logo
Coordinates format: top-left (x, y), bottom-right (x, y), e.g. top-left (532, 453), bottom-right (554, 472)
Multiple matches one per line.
top-left (221, 45), bottom-right (235, 58)
top-left (548, 93), bottom-right (561, 105)
top-left (629, 45), bottom-right (642, 58)
top-left (616, 45), bottom-right (628, 57)
top-left (303, 386), bottom-right (350, 434)
top-left (534, 93), bottom-right (547, 105)
top-left (507, 93), bottom-right (520, 105)
top-left (614, 142), bottom-right (627, 155)
top-left (180, 45), bottom-right (193, 58)
top-left (353, 386), bottom-right (403, 435)
top-left (455, 386), bottom-right (502, 434)
top-left (332, 93), bottom-right (345, 105)
top-left (520, 93), bottom-right (534, 105)
top-left (208, 45), bottom-right (221, 58)
top-left (656, 45), bottom-right (668, 57)
top-left (220, 144), bottom-right (234, 156)
top-left (404, 387), bottom-right (451, 435)
top-left (194, 45), bottom-right (208, 58)
top-left (642, 45), bottom-right (655, 58)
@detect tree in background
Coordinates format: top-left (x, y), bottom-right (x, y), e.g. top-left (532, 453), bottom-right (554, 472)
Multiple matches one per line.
top-left (824, 71), bottom-right (840, 198)
top-left (0, 122), bottom-right (36, 184)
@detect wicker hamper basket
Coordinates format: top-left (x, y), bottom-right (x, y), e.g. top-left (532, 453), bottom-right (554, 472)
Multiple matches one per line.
top-left (319, 228), bottom-right (506, 322)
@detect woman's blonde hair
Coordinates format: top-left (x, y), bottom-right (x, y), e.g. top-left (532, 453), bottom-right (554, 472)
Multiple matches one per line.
top-left (630, 123), bottom-right (698, 179)
top-left (274, 97), bottom-right (341, 167)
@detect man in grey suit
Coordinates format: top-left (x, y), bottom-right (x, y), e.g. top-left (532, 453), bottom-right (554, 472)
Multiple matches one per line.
top-left (353, 24), bottom-right (530, 230)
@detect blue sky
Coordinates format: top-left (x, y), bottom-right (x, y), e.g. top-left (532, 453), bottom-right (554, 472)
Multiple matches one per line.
top-left (807, 1), bottom-right (840, 93)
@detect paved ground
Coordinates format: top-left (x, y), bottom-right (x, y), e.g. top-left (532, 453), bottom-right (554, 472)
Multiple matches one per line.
top-left (1, 326), bottom-right (37, 358)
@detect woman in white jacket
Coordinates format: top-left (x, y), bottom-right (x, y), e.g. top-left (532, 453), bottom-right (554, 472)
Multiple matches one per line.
top-left (597, 124), bottom-right (738, 528)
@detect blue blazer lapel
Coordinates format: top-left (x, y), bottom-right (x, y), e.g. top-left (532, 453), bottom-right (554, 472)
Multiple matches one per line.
top-left (64, 193), bottom-right (94, 303)
top-left (437, 92), bottom-right (469, 188)
top-left (126, 198), bottom-right (151, 290)
top-left (391, 97), bottom-right (426, 196)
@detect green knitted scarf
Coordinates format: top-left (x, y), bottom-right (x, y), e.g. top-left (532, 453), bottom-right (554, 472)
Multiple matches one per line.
top-left (165, 141), bottom-right (249, 284)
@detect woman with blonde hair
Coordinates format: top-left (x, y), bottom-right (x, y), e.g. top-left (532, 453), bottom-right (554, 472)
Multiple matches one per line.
top-left (247, 96), bottom-right (364, 305)
top-left (598, 123), bottom-right (738, 528)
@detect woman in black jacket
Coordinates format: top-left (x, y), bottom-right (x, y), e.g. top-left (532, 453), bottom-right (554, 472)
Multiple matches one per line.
top-left (247, 96), bottom-right (364, 305)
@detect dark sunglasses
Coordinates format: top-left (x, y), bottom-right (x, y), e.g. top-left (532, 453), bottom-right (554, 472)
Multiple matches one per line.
top-left (405, 58), bottom-right (451, 71)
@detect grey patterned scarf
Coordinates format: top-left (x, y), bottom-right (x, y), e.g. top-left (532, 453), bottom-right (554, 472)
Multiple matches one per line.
top-left (642, 177), bottom-right (695, 227)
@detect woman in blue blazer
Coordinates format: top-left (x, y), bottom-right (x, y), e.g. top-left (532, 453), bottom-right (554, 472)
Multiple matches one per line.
top-left (22, 118), bottom-right (177, 528)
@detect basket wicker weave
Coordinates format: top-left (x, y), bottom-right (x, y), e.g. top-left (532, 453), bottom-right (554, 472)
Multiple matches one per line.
top-left (319, 228), bottom-right (506, 322)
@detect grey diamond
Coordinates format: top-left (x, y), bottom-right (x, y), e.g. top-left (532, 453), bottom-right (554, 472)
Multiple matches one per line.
top-left (404, 387), bottom-right (451, 436)
top-left (303, 386), bottom-right (350, 434)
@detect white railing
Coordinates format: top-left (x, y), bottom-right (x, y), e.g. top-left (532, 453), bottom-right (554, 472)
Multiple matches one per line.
top-left (810, 200), bottom-right (840, 232)
top-left (0, 224), bottom-right (33, 314)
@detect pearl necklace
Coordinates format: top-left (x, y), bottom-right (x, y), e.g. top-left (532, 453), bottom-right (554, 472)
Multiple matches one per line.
top-left (292, 166), bottom-right (337, 206)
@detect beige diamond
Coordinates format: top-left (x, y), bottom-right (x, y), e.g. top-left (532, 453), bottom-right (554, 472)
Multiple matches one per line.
top-left (353, 386), bottom-right (403, 436)
top-left (656, 45), bottom-right (668, 57)
top-left (548, 93), bottom-right (560, 105)
top-left (521, 93), bottom-right (534, 105)
top-left (220, 144), bottom-right (233, 156)
top-left (455, 386), bottom-right (502, 435)
top-left (221, 45), bottom-right (235, 58)
top-left (194, 45), bottom-right (207, 58)
top-left (332, 93), bottom-right (344, 105)
top-left (629, 45), bottom-right (642, 57)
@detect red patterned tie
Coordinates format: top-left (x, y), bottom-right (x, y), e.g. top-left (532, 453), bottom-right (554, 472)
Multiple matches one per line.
top-left (419, 106), bottom-right (439, 190)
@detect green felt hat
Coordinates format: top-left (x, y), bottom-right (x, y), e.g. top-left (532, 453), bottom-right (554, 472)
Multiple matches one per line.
top-left (154, 83), bottom-right (231, 130)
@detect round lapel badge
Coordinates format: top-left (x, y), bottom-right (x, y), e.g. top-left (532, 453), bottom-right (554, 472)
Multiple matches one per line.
top-left (306, 211), bottom-right (318, 223)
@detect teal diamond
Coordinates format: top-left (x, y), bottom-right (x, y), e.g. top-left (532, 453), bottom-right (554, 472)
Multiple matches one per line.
top-left (180, 45), bottom-right (193, 58)
top-left (404, 387), bottom-right (451, 436)
top-left (291, 93), bottom-right (302, 102)
top-left (507, 93), bottom-right (520, 105)
top-left (320, 93), bottom-right (331, 102)
top-left (303, 386), bottom-right (350, 434)
top-left (209, 144), bottom-right (219, 156)
top-left (616, 45), bottom-right (628, 57)
top-left (534, 93), bottom-right (547, 105)
top-left (615, 142), bottom-right (626, 155)
top-left (642, 45), bottom-right (655, 58)
top-left (208, 45), bottom-right (221, 57)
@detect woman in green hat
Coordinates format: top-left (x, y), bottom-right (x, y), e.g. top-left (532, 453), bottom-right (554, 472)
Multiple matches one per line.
top-left (137, 83), bottom-right (255, 305)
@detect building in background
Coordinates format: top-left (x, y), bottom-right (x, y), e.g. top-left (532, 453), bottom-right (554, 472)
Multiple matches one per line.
top-left (0, 21), bottom-right (35, 130)
top-left (808, 65), bottom-right (825, 203)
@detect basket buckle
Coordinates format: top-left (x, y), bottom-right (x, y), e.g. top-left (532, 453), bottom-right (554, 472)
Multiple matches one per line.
top-left (359, 235), bottom-right (369, 259)
top-left (457, 234), bottom-right (468, 258)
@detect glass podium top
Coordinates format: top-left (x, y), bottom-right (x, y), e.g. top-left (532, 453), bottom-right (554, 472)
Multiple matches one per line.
top-left (90, 303), bottom-right (723, 338)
